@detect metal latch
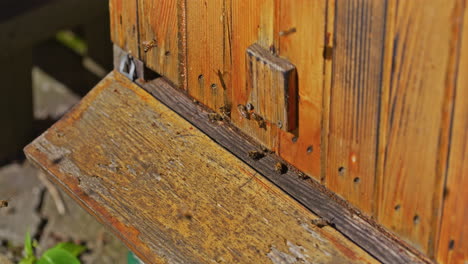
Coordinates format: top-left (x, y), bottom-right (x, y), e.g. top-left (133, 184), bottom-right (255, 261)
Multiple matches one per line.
top-left (119, 53), bottom-right (136, 81)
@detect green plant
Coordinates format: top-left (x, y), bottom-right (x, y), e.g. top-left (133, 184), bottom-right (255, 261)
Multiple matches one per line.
top-left (19, 232), bottom-right (86, 264)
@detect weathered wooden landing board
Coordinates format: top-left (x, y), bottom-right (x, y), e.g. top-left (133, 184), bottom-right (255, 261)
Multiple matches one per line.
top-left (25, 72), bottom-right (379, 264)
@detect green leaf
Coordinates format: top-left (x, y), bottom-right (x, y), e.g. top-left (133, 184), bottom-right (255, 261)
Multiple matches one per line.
top-left (52, 242), bottom-right (86, 257)
top-left (23, 231), bottom-right (34, 258)
top-left (18, 256), bottom-right (36, 264)
top-left (37, 248), bottom-right (81, 264)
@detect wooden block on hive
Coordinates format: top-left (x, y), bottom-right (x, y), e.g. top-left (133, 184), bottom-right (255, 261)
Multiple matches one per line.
top-left (246, 43), bottom-right (298, 132)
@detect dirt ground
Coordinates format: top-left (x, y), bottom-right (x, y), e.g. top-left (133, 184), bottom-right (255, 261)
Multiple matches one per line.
top-left (0, 67), bottom-right (128, 263)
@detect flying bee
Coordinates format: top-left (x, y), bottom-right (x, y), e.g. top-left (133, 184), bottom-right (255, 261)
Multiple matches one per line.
top-left (274, 162), bottom-right (286, 174)
top-left (237, 104), bottom-right (250, 119)
top-left (0, 199), bottom-right (9, 208)
top-left (251, 112), bottom-right (266, 129)
top-left (248, 150), bottom-right (264, 161)
top-left (142, 38), bottom-right (157, 52)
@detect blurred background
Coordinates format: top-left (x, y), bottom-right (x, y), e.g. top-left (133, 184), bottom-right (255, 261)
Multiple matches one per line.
top-left (0, 1), bottom-right (130, 263)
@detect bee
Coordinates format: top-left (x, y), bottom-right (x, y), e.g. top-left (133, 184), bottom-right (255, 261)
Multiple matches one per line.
top-left (142, 38), bottom-right (157, 52)
top-left (274, 162), bottom-right (286, 174)
top-left (248, 151), bottom-right (264, 161)
top-left (311, 217), bottom-right (335, 228)
top-left (279, 27), bottom-right (297, 36)
top-left (208, 113), bottom-right (223, 122)
top-left (251, 112), bottom-right (266, 129)
top-left (0, 199), bottom-right (9, 208)
top-left (219, 105), bottom-right (231, 119)
top-left (237, 104), bottom-right (250, 119)
top-left (298, 172), bottom-right (310, 180)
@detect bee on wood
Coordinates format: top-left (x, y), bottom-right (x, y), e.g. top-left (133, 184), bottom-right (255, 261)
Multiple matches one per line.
top-left (298, 172), bottom-right (310, 180)
top-left (0, 199), bottom-right (9, 208)
top-left (142, 38), bottom-right (157, 52)
top-left (219, 105), bottom-right (231, 119)
top-left (311, 217), bottom-right (334, 228)
top-left (274, 162), bottom-right (286, 174)
top-left (208, 113), bottom-right (223, 122)
top-left (248, 150), bottom-right (264, 161)
top-left (237, 104), bottom-right (250, 119)
top-left (251, 112), bottom-right (266, 129)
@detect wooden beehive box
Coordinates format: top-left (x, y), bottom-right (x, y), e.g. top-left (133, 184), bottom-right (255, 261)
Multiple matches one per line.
top-left (25, 1), bottom-right (467, 264)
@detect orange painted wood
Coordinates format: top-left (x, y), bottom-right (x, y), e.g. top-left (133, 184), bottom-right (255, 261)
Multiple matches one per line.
top-left (436, 2), bottom-right (468, 263)
top-left (109, 0), bottom-right (139, 57)
top-left (277, 0), bottom-right (327, 180)
top-left (231, 0), bottom-right (279, 150)
top-left (376, 0), bottom-right (460, 254)
top-left (137, 0), bottom-right (179, 85)
top-left (326, 0), bottom-right (387, 215)
top-left (185, 0), bottom-right (232, 112)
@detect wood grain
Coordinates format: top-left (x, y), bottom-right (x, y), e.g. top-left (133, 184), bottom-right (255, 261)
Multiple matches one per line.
top-left (231, 0), bottom-right (279, 150)
top-left (376, 0), bottom-right (460, 254)
top-left (245, 43), bottom-right (297, 132)
top-left (277, 0), bottom-right (327, 180)
top-left (25, 72), bottom-right (379, 264)
top-left (137, 74), bottom-right (425, 264)
top-left (185, 0), bottom-right (232, 111)
top-left (109, 0), bottom-right (139, 57)
top-left (137, 0), bottom-right (179, 85)
top-left (326, 0), bottom-right (387, 215)
top-left (436, 2), bottom-right (468, 263)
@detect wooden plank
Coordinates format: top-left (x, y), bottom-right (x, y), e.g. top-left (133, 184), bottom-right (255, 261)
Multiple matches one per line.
top-left (25, 71), bottom-right (379, 264)
top-left (277, 0), bottom-right (327, 180)
top-left (231, 0), bottom-right (279, 150)
top-left (134, 73), bottom-right (425, 263)
top-left (109, 0), bottom-right (139, 57)
top-left (326, 0), bottom-right (387, 214)
top-left (245, 43), bottom-right (297, 132)
top-left (436, 2), bottom-right (468, 263)
top-left (376, 0), bottom-right (460, 254)
top-left (185, 0), bottom-right (232, 111)
top-left (137, 0), bottom-right (179, 85)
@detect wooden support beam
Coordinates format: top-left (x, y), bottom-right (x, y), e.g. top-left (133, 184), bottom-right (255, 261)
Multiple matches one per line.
top-left (25, 71), bottom-right (379, 264)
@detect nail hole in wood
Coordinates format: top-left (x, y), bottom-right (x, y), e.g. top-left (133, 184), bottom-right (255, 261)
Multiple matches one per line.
top-left (338, 167), bottom-right (346, 176)
top-left (292, 137), bottom-right (298, 143)
top-left (413, 215), bottom-right (420, 225)
top-left (394, 204), bottom-right (401, 211)
top-left (449, 240), bottom-right (455, 250)
top-left (211, 83), bottom-right (217, 89)
top-left (198, 74), bottom-right (204, 81)
top-left (165, 51), bottom-right (170, 56)
top-left (353, 177), bottom-right (360, 183)
top-left (306, 146), bottom-right (313, 154)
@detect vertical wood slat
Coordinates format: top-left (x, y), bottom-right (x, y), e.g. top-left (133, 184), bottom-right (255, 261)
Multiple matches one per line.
top-left (436, 2), bottom-right (468, 263)
top-left (185, 0), bottom-right (232, 112)
top-left (277, 0), bottom-right (327, 179)
top-left (326, 0), bottom-right (387, 215)
top-left (138, 0), bottom-right (179, 85)
top-left (376, 0), bottom-right (460, 254)
top-left (109, 0), bottom-right (139, 57)
top-left (231, 0), bottom-right (279, 149)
